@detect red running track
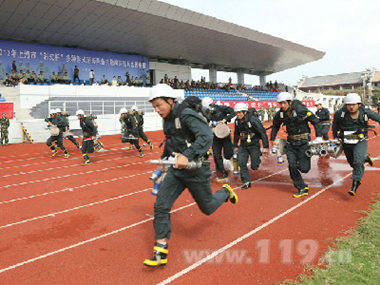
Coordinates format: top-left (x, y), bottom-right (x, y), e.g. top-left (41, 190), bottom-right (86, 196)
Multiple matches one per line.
top-left (0, 125), bottom-right (379, 284)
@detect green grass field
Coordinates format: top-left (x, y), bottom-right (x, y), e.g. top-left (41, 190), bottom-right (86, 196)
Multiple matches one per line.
top-left (284, 197), bottom-right (380, 284)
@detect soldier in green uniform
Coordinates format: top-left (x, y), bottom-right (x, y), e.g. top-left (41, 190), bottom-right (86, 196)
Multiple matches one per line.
top-left (233, 103), bottom-right (269, 189)
top-left (270, 92), bottom-right (322, 198)
top-left (258, 106), bottom-right (265, 122)
top-left (332, 93), bottom-right (380, 196)
top-left (50, 72), bottom-right (57, 84)
top-left (0, 111), bottom-right (10, 145)
top-left (143, 84), bottom-right (238, 267)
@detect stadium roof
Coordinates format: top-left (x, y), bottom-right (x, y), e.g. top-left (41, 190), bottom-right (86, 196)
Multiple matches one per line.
top-left (298, 72), bottom-right (365, 88)
top-left (0, 0), bottom-right (325, 76)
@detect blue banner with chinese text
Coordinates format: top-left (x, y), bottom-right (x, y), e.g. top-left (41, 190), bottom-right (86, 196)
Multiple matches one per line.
top-left (0, 39), bottom-right (149, 82)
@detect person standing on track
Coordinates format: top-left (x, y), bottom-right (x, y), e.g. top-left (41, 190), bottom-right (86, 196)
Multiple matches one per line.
top-left (76, 109), bottom-right (97, 165)
top-left (233, 102), bottom-right (269, 189)
top-left (270, 92), bottom-right (323, 198)
top-left (143, 84), bottom-right (238, 267)
top-left (315, 100), bottom-right (331, 140)
top-left (201, 97), bottom-right (235, 182)
top-left (332, 93), bottom-right (380, 196)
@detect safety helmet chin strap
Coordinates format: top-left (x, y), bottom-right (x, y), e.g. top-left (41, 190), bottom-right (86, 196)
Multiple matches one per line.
top-left (163, 97), bottom-right (176, 112)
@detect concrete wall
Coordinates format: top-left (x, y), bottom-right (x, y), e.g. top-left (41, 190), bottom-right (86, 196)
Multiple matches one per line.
top-left (149, 61), bottom-right (191, 84)
top-left (0, 85), bottom-right (184, 144)
top-left (12, 111), bottom-right (163, 144)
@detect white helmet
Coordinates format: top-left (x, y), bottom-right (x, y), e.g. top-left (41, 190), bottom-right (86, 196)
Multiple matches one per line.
top-left (277, 92), bottom-right (292, 103)
top-left (119, 107), bottom-right (128, 114)
top-left (315, 100), bottom-right (323, 106)
top-left (344, 93), bottom-right (362, 104)
top-left (76, 109), bottom-right (85, 116)
top-left (234, 102), bottom-right (248, 112)
top-left (130, 105), bottom-right (138, 111)
top-left (55, 108), bottom-right (62, 113)
top-left (149, 84), bottom-right (177, 102)
top-left (201, 97), bottom-right (213, 109)
top-left (49, 109), bottom-right (56, 115)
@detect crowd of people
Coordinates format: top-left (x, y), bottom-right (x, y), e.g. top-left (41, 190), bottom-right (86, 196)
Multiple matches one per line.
top-left (1, 61), bottom-right (152, 87)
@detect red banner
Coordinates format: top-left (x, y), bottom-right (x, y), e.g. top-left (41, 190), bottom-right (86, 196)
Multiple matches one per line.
top-left (0, 103), bottom-right (14, 119)
top-left (215, 100), bottom-right (315, 109)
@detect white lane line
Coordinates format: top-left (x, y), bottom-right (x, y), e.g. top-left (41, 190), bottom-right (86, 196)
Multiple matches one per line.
top-left (0, 143), bottom-right (149, 167)
top-left (0, 203), bottom-right (195, 275)
top-left (0, 149), bottom-right (161, 179)
top-left (0, 170), bottom-right (153, 205)
top-left (157, 173), bottom-right (355, 285)
top-left (0, 159), bottom-right (154, 190)
top-left (0, 187), bottom-right (152, 230)
top-left (0, 170), bottom-right (286, 274)
top-left (0, 142), bottom-right (123, 162)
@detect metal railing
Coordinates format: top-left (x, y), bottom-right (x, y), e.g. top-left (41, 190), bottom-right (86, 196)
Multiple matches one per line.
top-left (48, 99), bottom-right (154, 115)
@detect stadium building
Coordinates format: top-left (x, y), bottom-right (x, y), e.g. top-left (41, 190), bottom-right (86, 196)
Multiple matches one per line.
top-left (0, 0), bottom-right (325, 143)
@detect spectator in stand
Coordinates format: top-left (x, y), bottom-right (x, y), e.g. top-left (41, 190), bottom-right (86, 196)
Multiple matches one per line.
top-left (18, 69), bottom-right (24, 81)
top-left (145, 70), bottom-right (151, 86)
top-left (73, 66), bottom-right (80, 83)
top-left (125, 72), bottom-right (131, 85)
top-left (100, 75), bottom-right (109, 85)
top-left (57, 72), bottom-right (63, 83)
top-left (63, 71), bottom-right (70, 84)
top-left (3, 73), bottom-right (13, 86)
top-left (30, 71), bottom-right (37, 84)
top-left (111, 76), bottom-right (117, 86)
top-left (117, 76), bottom-right (124, 86)
top-left (20, 72), bottom-right (28, 84)
top-left (37, 71), bottom-right (46, 84)
top-left (12, 60), bottom-right (17, 73)
top-left (25, 70), bottom-right (31, 83)
top-left (89, 69), bottom-right (95, 85)
top-left (164, 73), bottom-right (169, 83)
top-left (11, 69), bottom-right (18, 82)
top-left (130, 76), bottom-right (135, 86)
top-left (50, 72), bottom-right (57, 84)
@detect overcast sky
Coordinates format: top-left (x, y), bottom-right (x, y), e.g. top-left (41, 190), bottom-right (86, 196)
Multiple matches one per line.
top-left (160, 0), bottom-right (379, 86)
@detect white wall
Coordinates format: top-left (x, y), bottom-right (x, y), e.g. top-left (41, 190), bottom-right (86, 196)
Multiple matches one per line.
top-left (9, 111), bottom-right (163, 144)
top-left (149, 61), bottom-right (191, 84)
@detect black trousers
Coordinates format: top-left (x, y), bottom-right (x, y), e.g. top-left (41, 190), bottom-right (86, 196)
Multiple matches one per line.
top-left (342, 140), bottom-right (367, 182)
top-left (46, 134), bottom-right (67, 152)
top-left (153, 165), bottom-right (229, 239)
top-left (286, 141), bottom-right (311, 190)
top-left (81, 137), bottom-right (94, 160)
top-left (238, 141), bottom-right (262, 183)
top-left (212, 134), bottom-right (233, 175)
top-left (321, 124), bottom-right (330, 140)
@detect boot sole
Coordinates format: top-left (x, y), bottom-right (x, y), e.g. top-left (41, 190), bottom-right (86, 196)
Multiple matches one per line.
top-left (293, 192), bottom-right (308, 198)
top-left (222, 184), bottom-right (238, 204)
